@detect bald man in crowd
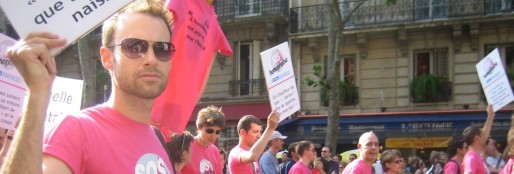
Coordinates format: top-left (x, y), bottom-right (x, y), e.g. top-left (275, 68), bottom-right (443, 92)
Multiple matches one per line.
top-left (342, 131), bottom-right (380, 174)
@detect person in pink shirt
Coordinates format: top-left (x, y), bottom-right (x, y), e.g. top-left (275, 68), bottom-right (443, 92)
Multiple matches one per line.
top-left (181, 106), bottom-right (226, 174)
top-left (342, 131), bottom-right (379, 174)
top-left (500, 114), bottom-right (514, 174)
top-left (0, 0), bottom-right (175, 173)
top-left (229, 112), bottom-right (280, 174)
top-left (167, 131), bottom-right (195, 172)
top-left (444, 138), bottom-right (467, 174)
top-left (462, 105), bottom-right (495, 174)
top-left (289, 140), bottom-right (316, 174)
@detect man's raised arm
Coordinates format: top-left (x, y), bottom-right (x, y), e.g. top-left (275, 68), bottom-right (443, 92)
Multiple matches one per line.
top-left (0, 32), bottom-right (66, 174)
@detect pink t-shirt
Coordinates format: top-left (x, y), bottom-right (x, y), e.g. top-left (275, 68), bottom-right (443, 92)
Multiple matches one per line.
top-left (228, 145), bottom-right (259, 174)
top-left (289, 161), bottom-right (311, 174)
top-left (443, 160), bottom-right (462, 174)
top-left (462, 151), bottom-right (486, 174)
top-left (342, 159), bottom-right (372, 174)
top-left (500, 158), bottom-right (514, 174)
top-left (181, 139), bottom-right (221, 174)
top-left (43, 104), bottom-right (173, 174)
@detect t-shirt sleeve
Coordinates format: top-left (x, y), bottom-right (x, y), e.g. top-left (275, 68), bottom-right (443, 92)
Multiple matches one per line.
top-left (43, 116), bottom-right (86, 174)
top-left (463, 156), bottom-right (479, 173)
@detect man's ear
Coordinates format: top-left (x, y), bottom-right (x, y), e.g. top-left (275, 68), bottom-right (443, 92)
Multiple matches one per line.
top-left (474, 135), bottom-right (482, 143)
top-left (239, 129), bottom-right (246, 136)
top-left (100, 47), bottom-right (114, 70)
top-left (357, 143), bottom-right (362, 150)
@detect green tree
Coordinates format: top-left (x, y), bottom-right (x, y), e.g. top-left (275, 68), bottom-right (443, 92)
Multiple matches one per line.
top-left (325, 0), bottom-right (395, 153)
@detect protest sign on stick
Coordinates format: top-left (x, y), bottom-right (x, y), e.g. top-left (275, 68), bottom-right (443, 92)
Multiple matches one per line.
top-left (476, 48), bottom-right (514, 112)
top-left (260, 42), bottom-right (301, 121)
top-left (0, 0), bottom-right (133, 56)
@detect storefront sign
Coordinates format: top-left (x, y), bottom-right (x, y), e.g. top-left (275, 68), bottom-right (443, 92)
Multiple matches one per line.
top-left (385, 137), bottom-right (452, 148)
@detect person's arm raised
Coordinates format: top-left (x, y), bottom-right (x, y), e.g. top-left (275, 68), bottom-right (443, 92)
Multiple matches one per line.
top-left (240, 111), bottom-right (280, 163)
top-left (0, 32), bottom-right (67, 174)
top-left (481, 105), bottom-right (495, 145)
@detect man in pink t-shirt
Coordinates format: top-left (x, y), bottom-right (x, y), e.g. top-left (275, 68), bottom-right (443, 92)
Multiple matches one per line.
top-left (228, 113), bottom-right (280, 174)
top-left (181, 106), bottom-right (225, 174)
top-left (342, 131), bottom-right (379, 174)
top-left (462, 105), bottom-right (495, 174)
top-left (288, 141), bottom-right (315, 174)
top-left (1, 1), bottom-right (175, 173)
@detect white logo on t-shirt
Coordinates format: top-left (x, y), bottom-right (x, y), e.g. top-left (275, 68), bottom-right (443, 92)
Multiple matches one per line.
top-left (199, 159), bottom-right (215, 174)
top-left (135, 153), bottom-right (171, 174)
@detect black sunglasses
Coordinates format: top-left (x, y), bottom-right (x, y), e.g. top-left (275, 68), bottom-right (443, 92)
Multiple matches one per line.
top-left (205, 128), bottom-right (222, 135)
top-left (109, 38), bottom-right (175, 62)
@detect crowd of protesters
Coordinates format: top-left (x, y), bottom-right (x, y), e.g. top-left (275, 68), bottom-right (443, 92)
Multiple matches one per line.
top-left (0, 2), bottom-right (511, 172)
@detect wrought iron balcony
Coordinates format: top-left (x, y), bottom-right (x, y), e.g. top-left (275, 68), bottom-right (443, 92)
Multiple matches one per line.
top-left (290, 0), bottom-right (513, 34)
top-left (411, 81), bottom-right (452, 103)
top-left (229, 79), bottom-right (267, 97)
top-left (215, 0), bottom-right (288, 23)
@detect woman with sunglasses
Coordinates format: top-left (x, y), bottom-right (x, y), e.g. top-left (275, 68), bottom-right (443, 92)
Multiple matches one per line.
top-left (166, 131), bottom-right (194, 173)
top-left (380, 149), bottom-right (404, 174)
top-left (181, 105), bottom-right (226, 174)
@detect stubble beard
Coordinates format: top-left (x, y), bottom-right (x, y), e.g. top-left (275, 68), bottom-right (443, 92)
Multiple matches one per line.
top-left (114, 68), bottom-right (167, 99)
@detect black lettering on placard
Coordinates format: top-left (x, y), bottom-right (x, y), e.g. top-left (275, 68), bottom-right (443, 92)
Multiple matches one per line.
top-left (34, 1), bottom-right (64, 24)
top-left (72, 0), bottom-right (108, 22)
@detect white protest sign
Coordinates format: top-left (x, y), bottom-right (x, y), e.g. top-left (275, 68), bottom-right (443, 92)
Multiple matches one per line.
top-left (260, 42), bottom-right (301, 121)
top-left (476, 48), bottom-right (514, 112)
top-left (0, 0), bottom-right (133, 56)
top-left (0, 34), bottom-right (26, 130)
top-left (45, 77), bottom-right (83, 133)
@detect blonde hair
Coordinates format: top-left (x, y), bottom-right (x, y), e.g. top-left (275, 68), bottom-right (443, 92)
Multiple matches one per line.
top-left (196, 105), bottom-right (226, 129)
top-left (101, 0), bottom-right (173, 47)
top-left (506, 113), bottom-right (514, 157)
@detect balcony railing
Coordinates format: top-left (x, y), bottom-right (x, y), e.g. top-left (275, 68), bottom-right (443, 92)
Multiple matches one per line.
top-left (215, 0), bottom-right (288, 23)
top-left (411, 81), bottom-right (452, 103)
top-left (229, 79), bottom-right (267, 97)
top-left (290, 0), bottom-right (513, 34)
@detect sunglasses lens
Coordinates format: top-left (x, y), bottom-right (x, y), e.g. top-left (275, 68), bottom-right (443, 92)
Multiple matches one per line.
top-left (205, 128), bottom-right (221, 135)
top-left (206, 129), bottom-right (214, 134)
top-left (121, 38), bottom-right (148, 58)
top-left (153, 42), bottom-right (173, 61)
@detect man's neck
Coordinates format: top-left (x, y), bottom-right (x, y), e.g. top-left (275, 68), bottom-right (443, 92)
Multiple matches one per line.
top-left (452, 155), bottom-right (464, 164)
top-left (360, 158), bottom-right (374, 166)
top-left (469, 144), bottom-right (483, 154)
top-left (299, 158), bottom-right (310, 166)
top-left (238, 139), bottom-right (252, 150)
top-left (322, 156), bottom-right (332, 161)
top-left (492, 151), bottom-right (502, 158)
top-left (196, 136), bottom-right (209, 147)
top-left (268, 146), bottom-right (279, 155)
top-left (107, 89), bottom-right (154, 123)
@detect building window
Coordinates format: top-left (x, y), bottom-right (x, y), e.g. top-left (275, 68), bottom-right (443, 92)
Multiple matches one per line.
top-left (486, 44), bottom-right (514, 73)
top-left (485, 0), bottom-right (513, 14)
top-left (229, 41), bottom-right (264, 96)
top-left (341, 56), bottom-right (356, 85)
top-left (236, 0), bottom-right (261, 16)
top-left (414, 49), bottom-right (449, 78)
top-left (415, 0), bottom-right (447, 20)
top-left (411, 48), bottom-right (451, 103)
